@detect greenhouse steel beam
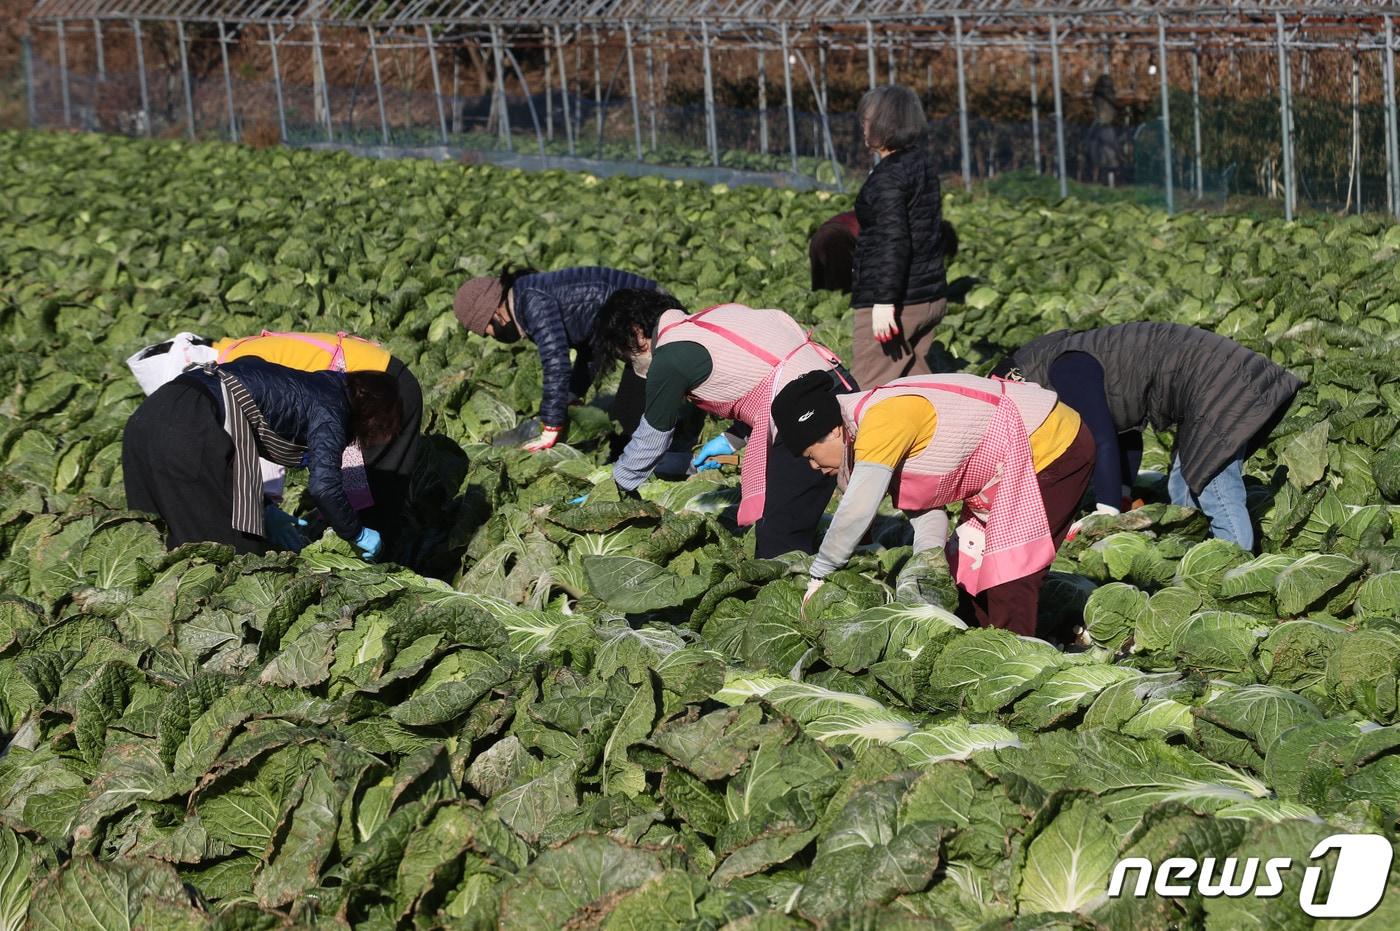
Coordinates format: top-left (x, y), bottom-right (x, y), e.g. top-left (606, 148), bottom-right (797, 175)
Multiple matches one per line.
top-left (368, 26), bottom-right (389, 145)
top-left (56, 18), bottom-right (71, 126)
top-left (219, 20), bottom-right (239, 143)
top-left (424, 25), bottom-right (448, 144)
top-left (954, 14), bottom-right (971, 193)
top-left (132, 18), bottom-right (150, 136)
top-left (624, 20), bottom-right (642, 160)
top-left (781, 21), bottom-right (798, 175)
top-left (268, 22), bottom-right (287, 142)
top-left (1383, 14), bottom-right (1394, 218)
top-left (1157, 13), bottom-right (1173, 213)
top-left (178, 19), bottom-right (195, 138)
top-left (1049, 14), bottom-right (1067, 199)
top-left (22, 34), bottom-right (37, 128)
top-left (1276, 12), bottom-right (1295, 220)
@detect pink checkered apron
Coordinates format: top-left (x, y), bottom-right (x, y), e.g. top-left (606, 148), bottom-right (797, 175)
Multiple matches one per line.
top-left (656, 305), bottom-right (846, 526)
top-left (848, 378), bottom-right (1054, 595)
top-left (220, 330), bottom-right (376, 511)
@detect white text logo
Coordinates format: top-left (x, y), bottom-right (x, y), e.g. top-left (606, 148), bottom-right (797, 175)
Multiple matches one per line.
top-left (1107, 833), bottom-right (1392, 919)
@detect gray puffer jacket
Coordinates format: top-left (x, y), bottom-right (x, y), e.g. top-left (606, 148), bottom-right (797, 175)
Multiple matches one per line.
top-left (1010, 322), bottom-right (1303, 495)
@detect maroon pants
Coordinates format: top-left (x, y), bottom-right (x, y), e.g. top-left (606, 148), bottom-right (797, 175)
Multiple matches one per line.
top-left (959, 423), bottom-right (1096, 638)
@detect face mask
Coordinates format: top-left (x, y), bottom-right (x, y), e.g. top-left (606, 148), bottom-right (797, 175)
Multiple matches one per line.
top-left (630, 350), bottom-right (653, 378)
top-left (491, 317), bottom-right (522, 344)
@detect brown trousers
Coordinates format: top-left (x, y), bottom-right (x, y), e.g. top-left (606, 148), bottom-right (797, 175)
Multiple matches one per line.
top-left (959, 423), bottom-right (1096, 639)
top-left (851, 299), bottom-right (948, 389)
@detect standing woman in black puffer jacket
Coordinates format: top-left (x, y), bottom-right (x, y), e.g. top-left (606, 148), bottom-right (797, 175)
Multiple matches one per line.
top-left (850, 84), bottom-right (949, 390)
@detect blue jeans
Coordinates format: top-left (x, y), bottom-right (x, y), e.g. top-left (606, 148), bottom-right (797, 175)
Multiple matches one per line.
top-left (1168, 455), bottom-right (1253, 551)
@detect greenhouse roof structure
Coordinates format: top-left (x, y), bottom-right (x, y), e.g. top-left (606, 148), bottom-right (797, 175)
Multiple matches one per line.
top-left (27, 1), bottom-right (1400, 39)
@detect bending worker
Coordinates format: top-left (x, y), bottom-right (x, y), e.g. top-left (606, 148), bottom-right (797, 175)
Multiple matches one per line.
top-left (992, 322), bottom-right (1303, 551)
top-left (212, 330), bottom-right (422, 555)
top-left (123, 357), bottom-right (402, 559)
top-left (591, 289), bottom-right (855, 559)
top-left (772, 371), bottom-right (1093, 639)
top-left (810, 211), bottom-right (959, 296)
top-left (454, 265), bottom-right (656, 454)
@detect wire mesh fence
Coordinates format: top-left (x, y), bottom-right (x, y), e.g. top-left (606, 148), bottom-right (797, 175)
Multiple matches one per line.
top-left (15, 13), bottom-right (1400, 221)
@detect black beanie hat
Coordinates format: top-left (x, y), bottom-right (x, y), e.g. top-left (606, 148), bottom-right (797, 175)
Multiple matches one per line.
top-left (773, 371), bottom-right (843, 453)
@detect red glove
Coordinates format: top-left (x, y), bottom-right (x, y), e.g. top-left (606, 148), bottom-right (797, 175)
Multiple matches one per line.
top-left (523, 426), bottom-right (562, 452)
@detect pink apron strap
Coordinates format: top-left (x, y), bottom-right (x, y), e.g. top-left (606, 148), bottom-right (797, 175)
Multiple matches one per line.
top-left (852, 380), bottom-right (1002, 422)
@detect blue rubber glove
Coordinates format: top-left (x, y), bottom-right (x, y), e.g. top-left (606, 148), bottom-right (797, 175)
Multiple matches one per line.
top-left (691, 434), bottom-right (736, 472)
top-left (264, 504), bottom-right (308, 553)
top-left (568, 494), bottom-right (589, 506)
top-left (354, 526), bottom-right (383, 560)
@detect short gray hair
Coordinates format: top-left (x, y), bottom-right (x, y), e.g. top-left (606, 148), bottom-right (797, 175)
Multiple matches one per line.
top-left (857, 84), bottom-right (927, 152)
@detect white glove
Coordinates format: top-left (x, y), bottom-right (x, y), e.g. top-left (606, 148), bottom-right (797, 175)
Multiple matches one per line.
top-left (871, 304), bottom-right (899, 343)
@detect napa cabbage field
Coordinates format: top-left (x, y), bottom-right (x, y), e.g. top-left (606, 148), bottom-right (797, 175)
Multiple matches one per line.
top-left (1, 129), bottom-right (1400, 929)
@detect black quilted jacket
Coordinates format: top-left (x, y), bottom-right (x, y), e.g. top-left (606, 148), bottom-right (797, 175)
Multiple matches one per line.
top-left (850, 145), bottom-right (946, 309)
top-left (183, 357), bottom-right (363, 540)
top-left (1010, 322), bottom-right (1304, 495)
top-left (514, 266), bottom-right (657, 428)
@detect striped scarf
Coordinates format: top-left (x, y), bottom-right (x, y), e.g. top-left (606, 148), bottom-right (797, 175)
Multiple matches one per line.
top-left (199, 365), bottom-right (307, 537)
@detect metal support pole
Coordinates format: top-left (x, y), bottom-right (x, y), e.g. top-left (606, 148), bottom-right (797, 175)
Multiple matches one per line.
top-left (795, 50), bottom-right (843, 192)
top-left (646, 36), bottom-right (657, 150)
top-left (757, 47), bottom-right (768, 155)
top-left (1388, 71), bottom-right (1396, 217)
top-left (591, 27), bottom-right (603, 154)
top-left (218, 20), bottom-right (238, 143)
top-left (22, 33), bottom-right (37, 128)
top-left (554, 25), bottom-right (574, 156)
top-left (866, 20), bottom-right (877, 91)
top-left (93, 18), bottom-right (105, 83)
top-left (132, 19), bottom-right (150, 137)
top-left (267, 24), bottom-right (286, 144)
top-left (490, 24), bottom-right (512, 151)
top-left (1191, 46), bottom-right (1203, 199)
top-left (425, 26), bottom-right (448, 144)
top-left (954, 16), bottom-right (972, 192)
top-left (505, 49), bottom-right (546, 157)
top-left (1352, 50), bottom-right (1362, 214)
top-left (1387, 17), bottom-right (1400, 218)
top-left (1156, 14), bottom-right (1173, 213)
top-left (701, 21), bottom-right (719, 167)
top-left (57, 20), bottom-right (71, 127)
top-left (368, 28), bottom-right (389, 145)
top-left (1275, 13), bottom-right (1294, 220)
top-left (624, 21), bottom-right (643, 161)
top-left (544, 32), bottom-right (553, 140)
top-left (1030, 52), bottom-right (1042, 175)
top-left (1049, 17), bottom-right (1067, 198)
top-left (818, 42), bottom-right (829, 111)
top-left (887, 41), bottom-right (896, 85)
top-left (781, 22), bottom-right (799, 175)
top-left (311, 21), bottom-right (332, 142)
top-left (177, 20), bottom-right (195, 139)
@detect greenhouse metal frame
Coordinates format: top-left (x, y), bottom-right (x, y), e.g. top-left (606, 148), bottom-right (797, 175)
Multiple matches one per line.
top-left (23, 1), bottom-right (1400, 218)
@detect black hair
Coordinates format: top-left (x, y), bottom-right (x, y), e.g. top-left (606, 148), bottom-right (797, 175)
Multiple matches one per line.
top-left (346, 371), bottom-right (403, 449)
top-left (940, 220), bottom-right (959, 262)
top-left (591, 288), bottom-right (685, 370)
top-left (498, 266), bottom-right (539, 296)
top-left (857, 84), bottom-right (928, 152)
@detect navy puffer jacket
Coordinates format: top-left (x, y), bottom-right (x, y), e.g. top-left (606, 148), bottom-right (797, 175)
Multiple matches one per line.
top-left (513, 267), bottom-right (656, 428)
top-left (182, 357), bottom-right (363, 540)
